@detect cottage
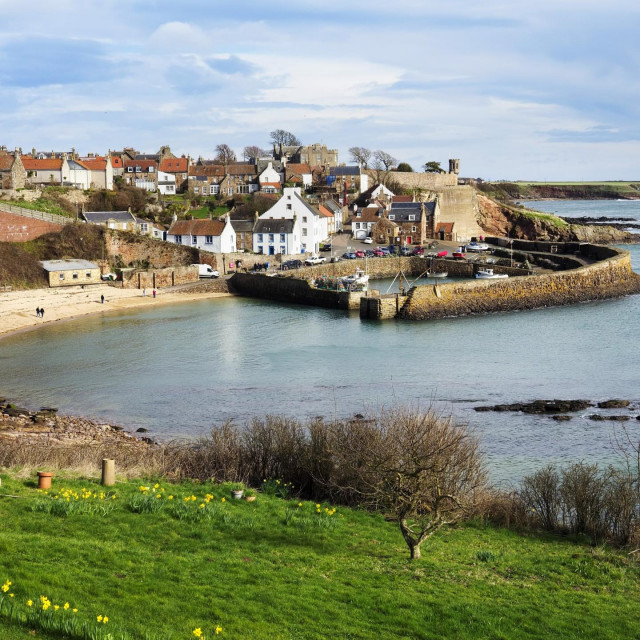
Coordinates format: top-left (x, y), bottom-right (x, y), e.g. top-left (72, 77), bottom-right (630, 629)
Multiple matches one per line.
top-left (385, 200), bottom-right (440, 245)
top-left (253, 219), bottom-right (296, 255)
top-left (40, 259), bottom-right (102, 288)
top-left (166, 217), bottom-right (236, 253)
top-left (82, 210), bottom-right (137, 231)
top-left (0, 152), bottom-right (26, 189)
top-left (351, 205), bottom-right (385, 240)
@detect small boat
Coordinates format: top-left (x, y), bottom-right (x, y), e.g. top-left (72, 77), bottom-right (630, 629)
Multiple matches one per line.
top-left (426, 271), bottom-right (448, 278)
top-left (341, 268), bottom-right (369, 287)
top-left (475, 268), bottom-right (508, 279)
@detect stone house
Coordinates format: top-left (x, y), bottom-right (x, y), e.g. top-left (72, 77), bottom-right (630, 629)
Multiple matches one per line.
top-left (0, 152), bottom-right (26, 189)
top-left (370, 216), bottom-right (399, 246)
top-left (386, 200), bottom-right (440, 245)
top-left (284, 163), bottom-right (312, 189)
top-left (159, 156), bottom-right (189, 192)
top-left (351, 205), bottom-right (385, 239)
top-left (230, 218), bottom-right (255, 252)
top-left (329, 165), bottom-right (369, 196)
top-left (40, 259), bottom-right (102, 287)
top-left (166, 217), bottom-right (236, 253)
top-left (123, 159), bottom-right (158, 191)
top-left (82, 210), bottom-right (138, 231)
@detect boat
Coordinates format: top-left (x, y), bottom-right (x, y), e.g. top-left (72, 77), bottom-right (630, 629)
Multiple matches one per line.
top-left (475, 268), bottom-right (508, 279)
top-left (341, 268), bottom-right (369, 288)
top-left (425, 271), bottom-right (448, 278)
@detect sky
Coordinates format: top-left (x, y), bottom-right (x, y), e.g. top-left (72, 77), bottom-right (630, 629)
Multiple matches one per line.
top-left (0, 0), bottom-right (638, 181)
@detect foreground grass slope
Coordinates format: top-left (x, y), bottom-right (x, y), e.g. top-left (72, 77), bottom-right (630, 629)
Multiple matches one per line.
top-left (1, 474), bottom-right (640, 640)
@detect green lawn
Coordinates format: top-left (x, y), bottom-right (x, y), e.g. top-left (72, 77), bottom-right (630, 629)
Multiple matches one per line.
top-left (1, 474), bottom-right (640, 640)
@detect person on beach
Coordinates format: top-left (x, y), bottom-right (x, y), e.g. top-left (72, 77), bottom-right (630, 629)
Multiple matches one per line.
top-left (40, 308), bottom-right (45, 318)
top-left (101, 294), bottom-right (105, 304)
top-left (152, 289), bottom-right (156, 298)
top-left (36, 307), bottom-right (41, 317)
top-left (143, 288), bottom-right (146, 297)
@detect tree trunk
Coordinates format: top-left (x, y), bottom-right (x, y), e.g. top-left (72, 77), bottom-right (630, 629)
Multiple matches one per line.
top-left (409, 542), bottom-right (421, 560)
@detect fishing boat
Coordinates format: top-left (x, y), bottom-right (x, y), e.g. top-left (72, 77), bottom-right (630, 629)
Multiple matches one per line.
top-left (475, 268), bottom-right (508, 279)
top-left (425, 271), bottom-right (447, 278)
top-left (341, 267), bottom-right (369, 288)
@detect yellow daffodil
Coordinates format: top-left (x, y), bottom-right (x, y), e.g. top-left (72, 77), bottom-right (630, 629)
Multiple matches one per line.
top-left (216, 625), bottom-right (223, 635)
top-left (97, 615), bottom-right (103, 622)
top-left (103, 616), bottom-right (109, 624)
top-left (9, 593), bottom-right (14, 598)
top-left (73, 608), bottom-right (78, 613)
top-left (221, 497), bottom-right (226, 503)
top-left (54, 604), bottom-right (59, 610)
top-left (64, 602), bottom-right (70, 610)
top-left (193, 628), bottom-right (203, 637)
top-left (298, 502), bottom-right (303, 507)
top-left (27, 600), bottom-right (33, 607)
top-left (168, 495), bottom-right (174, 500)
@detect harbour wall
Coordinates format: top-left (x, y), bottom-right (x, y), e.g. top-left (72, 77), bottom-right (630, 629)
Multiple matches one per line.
top-left (398, 247), bottom-right (640, 321)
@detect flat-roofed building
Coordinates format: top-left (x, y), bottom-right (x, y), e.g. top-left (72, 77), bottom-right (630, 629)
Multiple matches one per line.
top-left (40, 259), bottom-right (102, 287)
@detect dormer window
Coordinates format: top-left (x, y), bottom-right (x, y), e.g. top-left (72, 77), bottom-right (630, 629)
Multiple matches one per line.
top-left (127, 166), bottom-right (133, 172)
top-left (408, 214), bottom-right (415, 221)
top-left (388, 214), bottom-right (395, 220)
top-left (148, 166), bottom-right (155, 173)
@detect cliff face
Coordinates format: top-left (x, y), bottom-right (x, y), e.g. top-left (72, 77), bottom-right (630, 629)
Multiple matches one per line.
top-left (476, 195), bottom-right (638, 244)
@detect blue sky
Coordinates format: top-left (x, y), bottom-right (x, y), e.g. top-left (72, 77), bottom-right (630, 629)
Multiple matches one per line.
top-left (0, 0), bottom-right (638, 180)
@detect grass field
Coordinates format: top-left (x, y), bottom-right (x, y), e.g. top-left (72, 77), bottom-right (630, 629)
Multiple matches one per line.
top-left (2, 473), bottom-right (640, 640)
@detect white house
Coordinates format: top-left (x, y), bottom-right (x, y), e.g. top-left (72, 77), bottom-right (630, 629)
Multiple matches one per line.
top-left (258, 187), bottom-right (328, 255)
top-left (253, 219), bottom-right (297, 255)
top-left (157, 171), bottom-right (176, 195)
top-left (258, 161), bottom-right (282, 192)
top-left (166, 217), bottom-right (236, 253)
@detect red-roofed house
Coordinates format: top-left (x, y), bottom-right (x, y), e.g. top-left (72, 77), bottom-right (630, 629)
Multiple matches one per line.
top-left (285, 163), bottom-right (312, 188)
top-left (76, 156), bottom-right (114, 189)
top-left (22, 157), bottom-right (65, 185)
top-left (111, 156), bottom-right (124, 178)
top-left (160, 157), bottom-right (189, 192)
top-left (435, 222), bottom-right (455, 241)
top-left (166, 217), bottom-right (236, 253)
top-left (123, 159), bottom-right (158, 191)
top-left (392, 195), bottom-right (413, 203)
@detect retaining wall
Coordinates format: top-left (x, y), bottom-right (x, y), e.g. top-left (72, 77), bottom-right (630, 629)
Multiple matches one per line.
top-left (399, 248), bottom-right (640, 320)
top-left (121, 266), bottom-right (199, 289)
top-left (0, 210), bottom-right (63, 242)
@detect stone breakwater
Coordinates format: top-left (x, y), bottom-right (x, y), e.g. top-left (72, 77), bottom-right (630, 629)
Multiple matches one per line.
top-left (399, 247), bottom-right (640, 321)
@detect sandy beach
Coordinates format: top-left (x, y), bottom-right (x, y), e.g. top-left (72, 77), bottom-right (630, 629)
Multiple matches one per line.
top-left (0, 283), bottom-right (231, 339)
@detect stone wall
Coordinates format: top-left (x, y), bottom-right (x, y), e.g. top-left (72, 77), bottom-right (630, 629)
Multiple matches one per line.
top-left (373, 171), bottom-right (457, 190)
top-left (121, 265), bottom-right (199, 289)
top-left (436, 187), bottom-right (484, 241)
top-left (0, 210), bottom-right (62, 242)
top-left (105, 230), bottom-right (198, 268)
top-left (399, 249), bottom-right (640, 320)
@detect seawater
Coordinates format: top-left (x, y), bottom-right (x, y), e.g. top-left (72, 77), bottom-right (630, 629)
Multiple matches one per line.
top-left (1, 200), bottom-right (639, 484)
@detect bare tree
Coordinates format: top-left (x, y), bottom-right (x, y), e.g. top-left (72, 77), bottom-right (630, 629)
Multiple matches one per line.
top-left (243, 145), bottom-right (267, 161)
top-left (270, 129), bottom-right (301, 147)
top-left (370, 149), bottom-right (398, 187)
top-left (324, 408), bottom-right (487, 559)
top-left (215, 144), bottom-right (237, 166)
top-left (349, 146), bottom-right (372, 169)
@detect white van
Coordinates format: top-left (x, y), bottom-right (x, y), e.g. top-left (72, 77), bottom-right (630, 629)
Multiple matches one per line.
top-left (191, 264), bottom-right (220, 278)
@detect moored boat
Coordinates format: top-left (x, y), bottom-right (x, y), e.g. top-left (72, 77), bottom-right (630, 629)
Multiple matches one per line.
top-left (341, 268), bottom-right (369, 288)
top-left (426, 271), bottom-right (447, 278)
top-left (475, 268), bottom-right (508, 279)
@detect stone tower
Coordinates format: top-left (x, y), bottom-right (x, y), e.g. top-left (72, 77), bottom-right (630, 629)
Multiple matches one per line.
top-left (449, 158), bottom-right (460, 175)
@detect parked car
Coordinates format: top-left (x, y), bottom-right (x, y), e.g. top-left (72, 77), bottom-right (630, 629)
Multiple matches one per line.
top-left (379, 247), bottom-right (391, 256)
top-left (191, 264), bottom-right (220, 278)
top-left (342, 252), bottom-right (357, 260)
top-left (436, 250), bottom-right (448, 258)
top-left (362, 237), bottom-right (373, 244)
top-left (365, 250), bottom-right (375, 258)
top-left (305, 255), bottom-right (327, 266)
top-left (400, 247), bottom-right (413, 256)
top-left (320, 243), bottom-right (332, 252)
top-left (466, 241), bottom-right (490, 252)
top-left (387, 245), bottom-right (398, 255)
top-left (373, 248), bottom-right (385, 257)
top-left (355, 250), bottom-right (366, 258)
top-left (330, 256), bottom-right (342, 263)
top-left (280, 259), bottom-right (303, 271)
top-left (452, 251), bottom-right (466, 260)
top-left (412, 247), bottom-right (425, 256)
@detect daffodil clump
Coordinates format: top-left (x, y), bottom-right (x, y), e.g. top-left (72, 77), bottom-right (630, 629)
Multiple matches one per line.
top-left (261, 478), bottom-right (293, 499)
top-left (284, 501), bottom-right (341, 530)
top-left (32, 487), bottom-right (117, 517)
top-left (193, 624), bottom-right (223, 638)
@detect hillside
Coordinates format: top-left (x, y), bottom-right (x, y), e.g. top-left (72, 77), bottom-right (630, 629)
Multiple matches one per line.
top-left (483, 181), bottom-right (640, 201)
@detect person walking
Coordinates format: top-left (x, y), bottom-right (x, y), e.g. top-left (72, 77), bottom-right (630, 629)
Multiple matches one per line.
top-left (101, 294), bottom-right (105, 304)
top-left (143, 288), bottom-right (146, 297)
top-left (152, 289), bottom-right (156, 299)
top-left (36, 306), bottom-right (41, 317)
top-left (40, 308), bottom-right (45, 319)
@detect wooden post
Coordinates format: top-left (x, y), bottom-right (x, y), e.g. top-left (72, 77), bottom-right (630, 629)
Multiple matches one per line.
top-left (101, 459), bottom-right (115, 486)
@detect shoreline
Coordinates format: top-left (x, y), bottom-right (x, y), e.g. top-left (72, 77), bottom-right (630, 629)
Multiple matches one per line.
top-left (0, 283), bottom-right (233, 342)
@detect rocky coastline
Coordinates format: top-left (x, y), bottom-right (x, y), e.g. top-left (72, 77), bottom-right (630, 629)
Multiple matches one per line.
top-left (0, 397), bottom-right (154, 448)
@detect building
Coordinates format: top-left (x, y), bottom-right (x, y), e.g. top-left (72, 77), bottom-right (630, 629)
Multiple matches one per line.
top-left (253, 219), bottom-right (296, 255)
top-left (258, 187), bottom-right (329, 255)
top-left (0, 151), bottom-right (26, 189)
top-left (351, 205), bottom-right (385, 239)
top-left (82, 210), bottom-right (137, 231)
top-left (40, 259), bottom-right (102, 287)
top-left (166, 217), bottom-right (236, 253)
top-left (230, 218), bottom-right (255, 252)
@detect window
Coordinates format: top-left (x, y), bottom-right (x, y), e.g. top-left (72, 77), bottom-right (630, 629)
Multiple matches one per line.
top-left (268, 234), bottom-right (274, 242)
top-left (127, 166), bottom-right (133, 172)
top-left (139, 223), bottom-right (148, 233)
top-left (148, 166), bottom-right (155, 173)
top-left (205, 235), bottom-right (213, 244)
top-left (210, 185), bottom-right (219, 194)
top-left (194, 186), bottom-right (200, 194)
top-left (302, 227), bottom-right (307, 236)
top-left (408, 215), bottom-right (415, 221)
top-left (72, 272), bottom-right (78, 280)
top-left (412, 226), bottom-right (416, 232)
top-left (192, 236), bottom-right (197, 245)
top-left (257, 233), bottom-right (263, 242)
top-left (59, 273), bottom-right (65, 280)
top-left (279, 233), bottom-right (286, 242)
top-left (302, 216), bottom-right (307, 222)
top-left (280, 246), bottom-right (286, 254)
top-left (388, 214), bottom-right (395, 220)
top-left (286, 204), bottom-right (292, 210)
top-left (238, 185), bottom-right (250, 194)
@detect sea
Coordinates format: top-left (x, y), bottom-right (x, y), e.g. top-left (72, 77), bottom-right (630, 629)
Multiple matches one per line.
top-left (1, 199), bottom-right (640, 486)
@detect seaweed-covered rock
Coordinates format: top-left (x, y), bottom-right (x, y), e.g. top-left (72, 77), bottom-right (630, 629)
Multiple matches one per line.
top-left (597, 399), bottom-right (631, 409)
